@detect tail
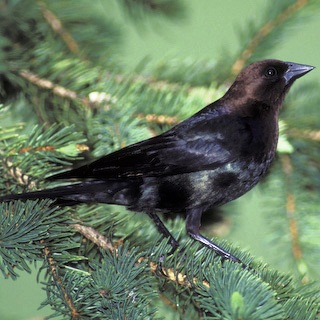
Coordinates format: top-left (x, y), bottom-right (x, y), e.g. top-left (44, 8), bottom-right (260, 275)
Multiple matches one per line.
top-left (0, 182), bottom-right (97, 205)
top-left (0, 180), bottom-right (140, 207)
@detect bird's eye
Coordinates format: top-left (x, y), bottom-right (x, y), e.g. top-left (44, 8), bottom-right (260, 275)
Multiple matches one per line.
top-left (265, 67), bottom-right (278, 78)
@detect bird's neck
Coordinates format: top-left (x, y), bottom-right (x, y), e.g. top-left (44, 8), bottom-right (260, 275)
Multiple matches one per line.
top-left (219, 95), bottom-right (280, 119)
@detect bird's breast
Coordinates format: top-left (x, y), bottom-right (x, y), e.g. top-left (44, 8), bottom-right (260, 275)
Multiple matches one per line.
top-left (185, 152), bottom-right (275, 210)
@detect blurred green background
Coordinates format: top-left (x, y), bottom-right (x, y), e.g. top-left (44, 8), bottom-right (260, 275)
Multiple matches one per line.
top-left (112, 0), bottom-right (320, 75)
top-left (0, 1), bottom-right (319, 319)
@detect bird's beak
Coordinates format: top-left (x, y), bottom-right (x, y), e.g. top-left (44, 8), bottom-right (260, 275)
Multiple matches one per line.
top-left (284, 62), bottom-right (315, 85)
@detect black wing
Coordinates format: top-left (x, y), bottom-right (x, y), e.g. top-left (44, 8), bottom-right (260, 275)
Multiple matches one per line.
top-left (49, 107), bottom-right (242, 180)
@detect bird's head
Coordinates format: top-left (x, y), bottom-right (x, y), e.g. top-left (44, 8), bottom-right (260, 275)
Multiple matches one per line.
top-left (225, 59), bottom-right (314, 111)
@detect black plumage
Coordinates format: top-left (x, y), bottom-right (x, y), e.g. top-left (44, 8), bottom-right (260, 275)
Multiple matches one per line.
top-left (0, 59), bottom-right (314, 265)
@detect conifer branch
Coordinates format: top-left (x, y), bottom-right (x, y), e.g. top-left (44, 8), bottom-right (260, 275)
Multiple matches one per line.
top-left (37, 1), bottom-right (81, 55)
top-left (72, 221), bottom-right (211, 290)
top-left (109, 71), bottom-right (194, 94)
top-left (136, 113), bottom-right (179, 126)
top-left (280, 154), bottom-right (306, 278)
top-left (16, 144), bottom-right (89, 155)
top-left (19, 70), bottom-right (90, 107)
top-left (149, 261), bottom-right (210, 289)
top-left (43, 245), bottom-right (80, 319)
top-left (1, 1), bottom-right (319, 317)
top-left (231, 0), bottom-right (309, 75)
top-left (2, 159), bottom-right (36, 188)
top-left (288, 128), bottom-right (320, 142)
top-left (72, 223), bottom-right (115, 252)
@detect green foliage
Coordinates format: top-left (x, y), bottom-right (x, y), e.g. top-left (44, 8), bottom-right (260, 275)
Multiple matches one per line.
top-left (42, 245), bottom-right (158, 319)
top-left (0, 200), bottom-right (75, 280)
top-left (0, 0), bottom-right (319, 319)
top-left (196, 265), bottom-right (284, 320)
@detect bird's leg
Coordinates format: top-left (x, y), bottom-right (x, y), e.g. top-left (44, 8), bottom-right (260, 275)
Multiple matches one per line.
top-left (146, 211), bottom-right (180, 277)
top-left (146, 211), bottom-right (179, 252)
top-left (186, 208), bottom-right (245, 267)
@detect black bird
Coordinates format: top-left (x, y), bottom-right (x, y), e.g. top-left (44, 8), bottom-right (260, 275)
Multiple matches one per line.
top-left (0, 59), bottom-right (314, 265)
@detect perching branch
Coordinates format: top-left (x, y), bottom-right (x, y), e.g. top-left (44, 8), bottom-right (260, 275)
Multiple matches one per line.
top-left (71, 221), bottom-right (210, 289)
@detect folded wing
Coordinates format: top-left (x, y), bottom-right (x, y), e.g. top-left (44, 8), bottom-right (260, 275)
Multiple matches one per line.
top-left (49, 108), bottom-right (238, 180)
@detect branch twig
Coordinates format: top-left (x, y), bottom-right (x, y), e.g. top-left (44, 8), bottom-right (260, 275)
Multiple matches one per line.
top-left (19, 70), bottom-right (90, 107)
top-left (280, 154), bottom-right (307, 281)
top-left (38, 1), bottom-right (80, 55)
top-left (72, 222), bottom-right (210, 289)
top-left (72, 223), bottom-right (114, 252)
top-left (43, 245), bottom-right (80, 319)
top-left (231, 0), bottom-right (309, 75)
top-left (136, 113), bottom-right (179, 126)
top-left (288, 128), bottom-right (320, 142)
top-left (2, 159), bottom-right (37, 189)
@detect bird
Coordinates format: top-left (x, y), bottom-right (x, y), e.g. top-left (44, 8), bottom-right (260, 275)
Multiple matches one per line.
top-left (0, 59), bottom-right (314, 266)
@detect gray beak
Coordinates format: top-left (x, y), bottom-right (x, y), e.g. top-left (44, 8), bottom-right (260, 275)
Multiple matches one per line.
top-left (284, 62), bottom-right (315, 85)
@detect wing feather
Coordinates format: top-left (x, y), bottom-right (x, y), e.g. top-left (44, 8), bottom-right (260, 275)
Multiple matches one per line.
top-left (49, 107), bottom-right (241, 180)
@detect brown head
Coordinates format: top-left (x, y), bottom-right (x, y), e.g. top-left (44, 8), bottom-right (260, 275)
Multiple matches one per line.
top-left (223, 59), bottom-right (314, 111)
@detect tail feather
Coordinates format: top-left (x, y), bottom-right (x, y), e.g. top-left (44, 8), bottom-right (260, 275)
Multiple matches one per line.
top-left (0, 180), bottom-right (141, 207)
top-left (0, 181), bottom-right (107, 204)
top-left (0, 183), bottom-right (81, 203)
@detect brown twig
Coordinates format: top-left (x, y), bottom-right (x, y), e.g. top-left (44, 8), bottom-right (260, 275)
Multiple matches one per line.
top-left (2, 159), bottom-right (37, 189)
top-left (72, 223), bottom-right (115, 252)
top-left (280, 155), bottom-right (304, 264)
top-left (43, 245), bottom-right (80, 319)
top-left (2, 143), bottom-right (88, 188)
top-left (72, 222), bottom-right (210, 289)
top-left (16, 143), bottom-right (89, 155)
top-left (19, 70), bottom-right (90, 107)
top-left (231, 0), bottom-right (309, 76)
top-left (149, 261), bottom-right (210, 289)
top-left (287, 128), bottom-right (320, 142)
top-left (136, 113), bottom-right (179, 126)
top-left (37, 1), bottom-right (80, 55)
